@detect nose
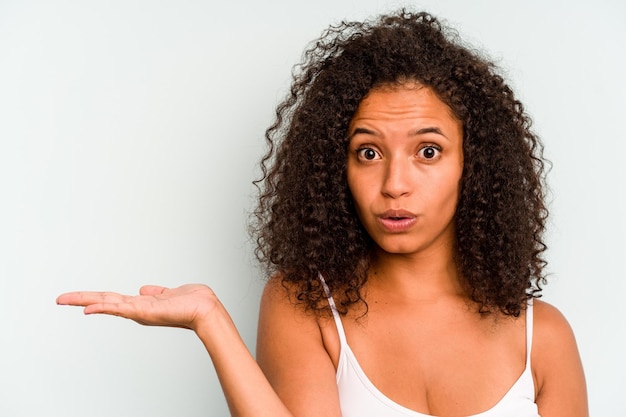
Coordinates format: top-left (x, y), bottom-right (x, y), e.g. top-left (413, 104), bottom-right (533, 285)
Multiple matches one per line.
top-left (381, 156), bottom-right (411, 198)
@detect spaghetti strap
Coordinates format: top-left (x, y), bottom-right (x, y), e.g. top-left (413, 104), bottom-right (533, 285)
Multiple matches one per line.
top-left (525, 300), bottom-right (534, 366)
top-left (319, 273), bottom-right (348, 346)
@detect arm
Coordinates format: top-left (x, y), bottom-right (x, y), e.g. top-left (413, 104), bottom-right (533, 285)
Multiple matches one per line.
top-left (57, 284), bottom-right (292, 417)
top-left (532, 300), bottom-right (588, 417)
top-left (256, 278), bottom-right (342, 417)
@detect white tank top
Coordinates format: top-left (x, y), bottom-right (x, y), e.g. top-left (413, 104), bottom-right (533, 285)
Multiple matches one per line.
top-left (322, 278), bottom-right (541, 417)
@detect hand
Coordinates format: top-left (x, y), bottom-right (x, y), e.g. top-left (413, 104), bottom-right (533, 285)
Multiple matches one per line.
top-left (56, 284), bottom-right (220, 331)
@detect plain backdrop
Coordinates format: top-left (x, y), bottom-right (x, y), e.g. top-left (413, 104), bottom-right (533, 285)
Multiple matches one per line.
top-left (1, 0), bottom-right (624, 415)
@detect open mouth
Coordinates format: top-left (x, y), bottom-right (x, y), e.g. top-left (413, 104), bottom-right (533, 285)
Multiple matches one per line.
top-left (380, 209), bottom-right (417, 220)
top-left (378, 210), bottom-right (417, 232)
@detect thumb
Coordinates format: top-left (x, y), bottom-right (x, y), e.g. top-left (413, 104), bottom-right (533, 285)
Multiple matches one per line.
top-left (139, 285), bottom-right (168, 296)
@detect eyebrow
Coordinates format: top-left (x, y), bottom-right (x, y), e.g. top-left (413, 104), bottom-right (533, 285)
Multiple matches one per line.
top-left (412, 127), bottom-right (448, 138)
top-left (349, 126), bottom-right (450, 140)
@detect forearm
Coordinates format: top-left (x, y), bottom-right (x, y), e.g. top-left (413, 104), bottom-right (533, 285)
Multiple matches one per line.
top-left (196, 302), bottom-right (293, 417)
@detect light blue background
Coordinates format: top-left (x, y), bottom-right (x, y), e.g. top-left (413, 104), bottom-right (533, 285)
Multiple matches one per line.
top-left (1, 1), bottom-right (624, 415)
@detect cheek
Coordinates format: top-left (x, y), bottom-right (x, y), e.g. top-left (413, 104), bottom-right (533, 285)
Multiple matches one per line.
top-left (428, 169), bottom-right (462, 211)
top-left (445, 173), bottom-right (463, 214)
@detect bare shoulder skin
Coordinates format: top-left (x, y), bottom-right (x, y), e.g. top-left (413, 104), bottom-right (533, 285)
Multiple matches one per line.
top-left (257, 278), bottom-right (589, 417)
top-left (532, 299), bottom-right (588, 416)
top-left (256, 277), bottom-right (342, 417)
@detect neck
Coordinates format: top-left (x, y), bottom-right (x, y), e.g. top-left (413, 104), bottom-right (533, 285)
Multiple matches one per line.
top-left (368, 245), bottom-right (465, 302)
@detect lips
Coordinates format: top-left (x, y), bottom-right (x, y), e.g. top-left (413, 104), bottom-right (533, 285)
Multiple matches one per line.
top-left (377, 209), bottom-right (418, 232)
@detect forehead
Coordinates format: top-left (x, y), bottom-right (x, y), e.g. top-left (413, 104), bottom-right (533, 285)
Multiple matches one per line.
top-left (349, 83), bottom-right (462, 136)
top-left (358, 82), bottom-right (451, 112)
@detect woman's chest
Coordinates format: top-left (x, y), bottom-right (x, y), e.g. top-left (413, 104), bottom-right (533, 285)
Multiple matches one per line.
top-left (339, 305), bottom-right (527, 416)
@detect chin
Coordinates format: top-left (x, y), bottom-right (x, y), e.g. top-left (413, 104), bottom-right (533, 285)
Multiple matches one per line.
top-left (374, 235), bottom-right (453, 258)
top-left (375, 242), bottom-right (422, 256)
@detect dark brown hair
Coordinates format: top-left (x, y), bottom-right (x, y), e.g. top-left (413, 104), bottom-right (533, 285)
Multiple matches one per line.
top-left (251, 10), bottom-right (548, 316)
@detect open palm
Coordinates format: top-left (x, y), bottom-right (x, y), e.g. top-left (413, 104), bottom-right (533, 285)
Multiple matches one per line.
top-left (56, 284), bottom-right (219, 331)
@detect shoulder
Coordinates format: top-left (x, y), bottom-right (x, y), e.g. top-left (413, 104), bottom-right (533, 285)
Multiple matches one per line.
top-left (258, 275), bottom-right (323, 325)
top-left (257, 276), bottom-right (338, 358)
top-left (257, 276), bottom-right (342, 416)
top-left (531, 299), bottom-right (588, 416)
top-left (531, 299), bottom-right (580, 372)
top-left (531, 299), bottom-right (580, 378)
top-left (257, 276), bottom-right (332, 373)
top-left (532, 299), bottom-right (575, 346)
top-left (258, 276), bottom-right (317, 337)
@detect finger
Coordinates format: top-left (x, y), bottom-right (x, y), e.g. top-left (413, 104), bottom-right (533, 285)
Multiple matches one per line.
top-left (139, 285), bottom-right (168, 296)
top-left (56, 291), bottom-right (126, 307)
top-left (82, 300), bottom-right (190, 329)
top-left (83, 300), bottom-right (141, 317)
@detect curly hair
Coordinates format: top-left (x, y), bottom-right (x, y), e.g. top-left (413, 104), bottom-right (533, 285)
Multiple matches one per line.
top-left (251, 9), bottom-right (548, 317)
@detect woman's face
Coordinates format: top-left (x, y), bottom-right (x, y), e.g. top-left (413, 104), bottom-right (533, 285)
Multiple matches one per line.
top-left (347, 84), bottom-right (464, 258)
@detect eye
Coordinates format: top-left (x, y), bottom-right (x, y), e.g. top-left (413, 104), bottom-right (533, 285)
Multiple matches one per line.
top-left (417, 145), bottom-right (441, 160)
top-left (356, 147), bottom-right (381, 161)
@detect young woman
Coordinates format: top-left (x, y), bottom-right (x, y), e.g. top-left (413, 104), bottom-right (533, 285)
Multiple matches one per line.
top-left (57, 10), bottom-right (588, 417)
